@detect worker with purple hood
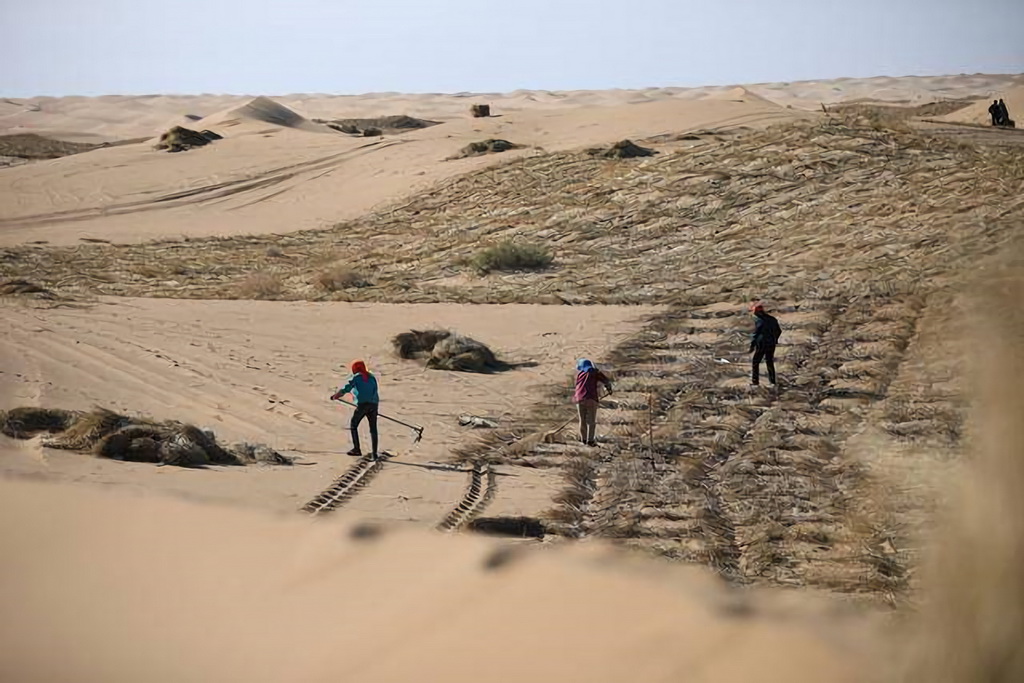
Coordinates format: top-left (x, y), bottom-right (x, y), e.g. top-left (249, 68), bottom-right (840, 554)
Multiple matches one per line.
top-left (573, 358), bottom-right (613, 446)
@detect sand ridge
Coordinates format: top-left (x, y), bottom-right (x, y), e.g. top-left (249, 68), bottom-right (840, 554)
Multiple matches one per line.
top-left (938, 83), bottom-right (1024, 125)
top-left (0, 96), bottom-right (803, 246)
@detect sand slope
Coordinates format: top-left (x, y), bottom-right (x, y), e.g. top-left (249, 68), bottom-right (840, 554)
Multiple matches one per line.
top-left (0, 475), bottom-right (878, 683)
top-left (0, 96), bottom-right (801, 246)
top-left (0, 298), bottom-right (655, 517)
top-left (2, 74), bottom-right (1021, 142)
top-left (196, 96), bottom-right (326, 133)
top-left (938, 84), bottom-right (1024, 125)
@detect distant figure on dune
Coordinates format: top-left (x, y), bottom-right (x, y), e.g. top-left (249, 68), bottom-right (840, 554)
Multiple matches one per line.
top-left (331, 359), bottom-right (381, 460)
top-left (749, 302), bottom-right (782, 387)
top-left (989, 100), bottom-right (1001, 126)
top-left (997, 98), bottom-right (1012, 127)
top-left (573, 359), bottom-right (613, 446)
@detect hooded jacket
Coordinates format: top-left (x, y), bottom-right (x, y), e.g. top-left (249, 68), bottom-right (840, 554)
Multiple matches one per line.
top-left (750, 311), bottom-right (782, 351)
top-left (336, 361), bottom-right (379, 404)
top-left (574, 359), bottom-right (611, 402)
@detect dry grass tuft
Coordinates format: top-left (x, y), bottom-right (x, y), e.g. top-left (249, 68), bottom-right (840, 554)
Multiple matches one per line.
top-left (153, 126), bottom-right (221, 153)
top-left (0, 279), bottom-right (54, 298)
top-left (426, 334), bottom-right (506, 373)
top-left (44, 407), bottom-right (130, 451)
top-left (391, 329), bottom-right (510, 372)
top-left (237, 271), bottom-right (284, 299)
top-left (391, 329), bottom-right (452, 359)
top-left (3, 405), bottom-right (291, 468)
top-left (0, 407), bottom-right (79, 438)
top-left (451, 139), bottom-right (519, 159)
top-left (318, 115), bottom-right (439, 135)
top-left (314, 264), bottom-right (369, 292)
top-left (472, 240), bottom-right (552, 274)
top-left (586, 139), bottom-right (657, 159)
top-left (0, 133), bottom-right (100, 160)
top-left (549, 455), bottom-right (599, 534)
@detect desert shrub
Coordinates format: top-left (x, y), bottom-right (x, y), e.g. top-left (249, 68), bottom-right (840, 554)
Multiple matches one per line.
top-left (4, 405), bottom-right (291, 468)
top-left (586, 140), bottom-right (656, 159)
top-left (452, 139), bottom-right (519, 159)
top-left (0, 279), bottom-right (54, 298)
top-left (472, 241), bottom-right (552, 274)
top-left (0, 407), bottom-right (79, 438)
top-left (314, 265), bottom-right (368, 292)
top-left (391, 330), bottom-right (452, 359)
top-left (392, 330), bottom-right (510, 373)
top-left (426, 334), bottom-right (505, 372)
top-left (153, 126), bottom-right (220, 153)
top-left (237, 271), bottom-right (283, 299)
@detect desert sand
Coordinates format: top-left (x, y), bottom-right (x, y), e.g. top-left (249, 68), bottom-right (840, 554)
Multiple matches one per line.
top-left (0, 96), bottom-right (800, 246)
top-left (0, 298), bottom-right (655, 518)
top-left (2, 72), bottom-right (1024, 682)
top-left (938, 83), bottom-right (1024, 125)
top-left (2, 73), bottom-right (1023, 246)
top-left (0, 475), bottom-right (883, 683)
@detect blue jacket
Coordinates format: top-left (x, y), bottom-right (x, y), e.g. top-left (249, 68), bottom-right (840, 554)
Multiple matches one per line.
top-left (337, 373), bottom-right (379, 404)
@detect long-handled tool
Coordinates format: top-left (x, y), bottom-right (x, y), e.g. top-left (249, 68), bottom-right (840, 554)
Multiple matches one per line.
top-left (332, 397), bottom-right (424, 444)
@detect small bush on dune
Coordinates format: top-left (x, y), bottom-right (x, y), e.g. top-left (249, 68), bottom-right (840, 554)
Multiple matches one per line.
top-left (426, 334), bottom-right (506, 373)
top-left (450, 139), bottom-right (520, 160)
top-left (0, 407), bottom-right (79, 438)
top-left (391, 329), bottom-right (511, 373)
top-left (0, 279), bottom-right (54, 298)
top-left (391, 330), bottom-right (452, 359)
top-left (586, 139), bottom-right (656, 159)
top-left (3, 405), bottom-right (292, 468)
top-left (472, 241), bottom-right (553, 274)
top-left (154, 126), bottom-right (221, 153)
top-left (237, 271), bottom-right (283, 299)
top-left (314, 265), bottom-right (369, 292)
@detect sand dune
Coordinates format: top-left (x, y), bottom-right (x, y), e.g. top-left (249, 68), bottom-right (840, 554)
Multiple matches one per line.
top-left (1, 74), bottom-right (1021, 142)
top-left (1, 72), bottom-right (1023, 682)
top-left (0, 475), bottom-right (878, 683)
top-left (0, 96), bottom-right (801, 246)
top-left (938, 84), bottom-right (1024, 125)
top-left (196, 95), bottom-right (325, 133)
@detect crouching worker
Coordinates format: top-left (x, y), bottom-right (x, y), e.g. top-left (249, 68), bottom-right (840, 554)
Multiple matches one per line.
top-left (331, 359), bottom-right (380, 459)
top-left (574, 359), bottom-right (613, 446)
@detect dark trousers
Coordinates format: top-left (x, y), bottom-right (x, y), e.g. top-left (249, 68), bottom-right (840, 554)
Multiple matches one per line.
top-left (350, 402), bottom-right (379, 455)
top-left (752, 345), bottom-right (777, 385)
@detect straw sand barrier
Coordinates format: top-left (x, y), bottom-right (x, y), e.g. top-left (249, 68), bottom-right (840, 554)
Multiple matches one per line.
top-left (1, 406), bottom-right (291, 468)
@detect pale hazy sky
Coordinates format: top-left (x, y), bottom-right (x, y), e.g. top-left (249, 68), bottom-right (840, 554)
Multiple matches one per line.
top-left (2, 0), bottom-right (1022, 96)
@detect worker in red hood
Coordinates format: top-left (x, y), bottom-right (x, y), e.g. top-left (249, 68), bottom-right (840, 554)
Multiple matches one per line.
top-left (331, 359), bottom-right (380, 459)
